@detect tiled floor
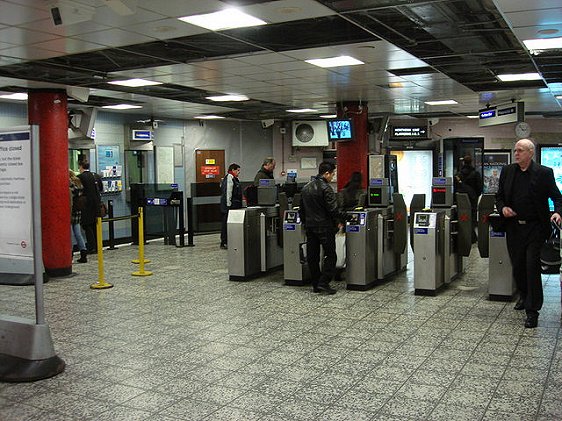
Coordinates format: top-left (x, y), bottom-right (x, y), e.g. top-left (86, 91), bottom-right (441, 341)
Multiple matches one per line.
top-left (1, 234), bottom-right (561, 421)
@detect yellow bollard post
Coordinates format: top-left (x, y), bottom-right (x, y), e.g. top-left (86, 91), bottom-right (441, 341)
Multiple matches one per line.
top-left (132, 206), bottom-right (151, 264)
top-left (90, 217), bottom-right (113, 289)
top-left (132, 207), bottom-right (153, 276)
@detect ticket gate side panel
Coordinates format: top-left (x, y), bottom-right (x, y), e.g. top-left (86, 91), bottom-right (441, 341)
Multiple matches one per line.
top-left (409, 194), bottom-right (426, 252)
top-left (488, 229), bottom-right (516, 300)
top-left (413, 212), bottom-right (445, 295)
top-left (346, 211), bottom-right (378, 290)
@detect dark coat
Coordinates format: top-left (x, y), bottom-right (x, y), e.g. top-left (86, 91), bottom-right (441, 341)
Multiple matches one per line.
top-left (253, 167), bottom-right (274, 186)
top-left (300, 175), bottom-right (342, 230)
top-left (458, 164), bottom-right (482, 205)
top-left (496, 160), bottom-right (562, 240)
top-left (77, 170), bottom-right (101, 225)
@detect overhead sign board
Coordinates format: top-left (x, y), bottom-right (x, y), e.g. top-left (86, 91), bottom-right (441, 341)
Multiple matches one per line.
top-left (390, 125), bottom-right (429, 139)
top-left (131, 129), bottom-right (153, 141)
top-left (479, 102), bottom-right (524, 127)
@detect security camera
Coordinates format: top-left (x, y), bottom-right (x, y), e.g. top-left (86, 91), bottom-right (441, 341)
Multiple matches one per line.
top-left (51, 7), bottom-right (63, 25)
top-left (261, 119), bottom-right (274, 129)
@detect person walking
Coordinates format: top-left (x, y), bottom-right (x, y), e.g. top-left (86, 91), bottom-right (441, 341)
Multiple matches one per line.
top-left (77, 161), bottom-right (102, 254)
top-left (300, 161), bottom-right (344, 294)
top-left (69, 170), bottom-right (88, 263)
top-left (220, 163), bottom-right (242, 249)
top-left (496, 138), bottom-right (562, 328)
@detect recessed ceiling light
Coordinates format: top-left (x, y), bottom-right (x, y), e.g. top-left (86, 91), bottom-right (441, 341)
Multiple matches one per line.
top-left (424, 100), bottom-right (458, 105)
top-left (102, 104), bottom-right (143, 110)
top-left (556, 95), bottom-right (562, 99)
top-left (108, 78), bottom-right (162, 87)
top-left (178, 8), bottom-right (267, 31)
top-left (466, 115), bottom-right (479, 119)
top-left (206, 94), bottom-right (249, 102)
top-left (523, 37), bottom-right (562, 51)
top-left (194, 115), bottom-right (225, 119)
top-left (286, 108), bottom-right (317, 113)
top-left (497, 73), bottom-right (542, 82)
top-left (305, 56), bottom-right (364, 68)
top-left (320, 114), bottom-right (337, 118)
top-left (388, 82), bottom-right (404, 88)
top-left (0, 93), bottom-right (28, 100)
top-left (537, 29), bottom-right (559, 36)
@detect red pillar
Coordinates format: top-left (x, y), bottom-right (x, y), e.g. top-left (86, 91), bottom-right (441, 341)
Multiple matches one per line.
top-left (28, 90), bottom-right (72, 277)
top-left (336, 102), bottom-right (369, 191)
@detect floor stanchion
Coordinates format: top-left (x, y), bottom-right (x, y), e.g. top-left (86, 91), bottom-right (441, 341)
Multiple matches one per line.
top-left (132, 207), bottom-right (153, 277)
top-left (91, 217), bottom-right (114, 289)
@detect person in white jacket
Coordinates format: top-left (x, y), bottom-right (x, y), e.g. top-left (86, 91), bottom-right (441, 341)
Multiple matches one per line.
top-left (219, 163), bottom-right (242, 249)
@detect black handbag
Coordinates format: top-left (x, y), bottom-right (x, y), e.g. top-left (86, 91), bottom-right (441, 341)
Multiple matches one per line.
top-left (540, 223), bottom-right (561, 274)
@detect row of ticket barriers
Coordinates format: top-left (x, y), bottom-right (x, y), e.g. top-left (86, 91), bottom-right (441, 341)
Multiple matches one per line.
top-left (226, 177), bottom-right (516, 300)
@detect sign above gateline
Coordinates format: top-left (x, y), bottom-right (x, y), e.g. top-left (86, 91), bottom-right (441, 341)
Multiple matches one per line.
top-left (479, 101), bottom-right (524, 127)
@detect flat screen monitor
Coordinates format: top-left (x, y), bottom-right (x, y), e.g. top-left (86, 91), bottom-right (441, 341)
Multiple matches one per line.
top-left (327, 119), bottom-right (353, 141)
top-left (538, 145), bottom-right (562, 211)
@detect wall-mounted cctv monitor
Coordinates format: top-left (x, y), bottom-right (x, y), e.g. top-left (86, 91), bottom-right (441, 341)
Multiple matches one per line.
top-left (327, 119), bottom-right (353, 141)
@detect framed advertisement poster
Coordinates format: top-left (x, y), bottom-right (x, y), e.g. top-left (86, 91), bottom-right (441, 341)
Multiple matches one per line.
top-left (483, 150), bottom-right (511, 194)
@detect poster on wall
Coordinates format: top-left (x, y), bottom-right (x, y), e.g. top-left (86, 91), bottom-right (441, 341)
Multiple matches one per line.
top-left (483, 150), bottom-right (510, 194)
top-left (156, 146), bottom-right (174, 184)
top-left (97, 145), bottom-right (120, 172)
top-left (0, 129), bottom-right (33, 259)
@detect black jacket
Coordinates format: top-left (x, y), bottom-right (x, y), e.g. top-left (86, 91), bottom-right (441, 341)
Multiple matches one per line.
top-left (220, 173), bottom-right (242, 213)
top-left (457, 165), bottom-right (482, 204)
top-left (253, 167), bottom-right (274, 185)
top-left (77, 170), bottom-right (102, 224)
top-left (496, 160), bottom-right (562, 240)
top-left (300, 175), bottom-right (342, 229)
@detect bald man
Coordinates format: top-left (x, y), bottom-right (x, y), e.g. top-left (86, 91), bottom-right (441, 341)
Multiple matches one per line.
top-left (496, 138), bottom-right (562, 328)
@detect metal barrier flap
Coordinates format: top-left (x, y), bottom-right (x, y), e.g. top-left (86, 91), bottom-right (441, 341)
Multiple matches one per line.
top-left (392, 193), bottom-right (407, 254)
top-left (477, 194), bottom-right (495, 258)
top-left (409, 194), bottom-right (426, 251)
top-left (455, 192), bottom-right (472, 257)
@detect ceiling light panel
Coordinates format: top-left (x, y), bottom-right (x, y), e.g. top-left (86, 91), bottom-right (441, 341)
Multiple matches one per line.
top-left (178, 9), bottom-right (267, 31)
top-left (206, 94), bottom-right (249, 102)
top-left (108, 78), bottom-right (162, 87)
top-left (0, 93), bottom-right (28, 100)
top-left (102, 104), bottom-right (143, 109)
top-left (424, 100), bottom-right (458, 105)
top-left (523, 37), bottom-right (562, 51)
top-left (497, 73), bottom-right (542, 82)
top-left (305, 56), bottom-right (364, 68)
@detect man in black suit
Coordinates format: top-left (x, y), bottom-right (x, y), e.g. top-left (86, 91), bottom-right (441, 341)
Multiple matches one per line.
top-left (78, 161), bottom-right (102, 253)
top-left (496, 138), bottom-right (562, 328)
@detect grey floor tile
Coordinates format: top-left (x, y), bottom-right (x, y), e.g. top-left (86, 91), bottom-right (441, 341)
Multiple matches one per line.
top-left (1, 236), bottom-right (560, 421)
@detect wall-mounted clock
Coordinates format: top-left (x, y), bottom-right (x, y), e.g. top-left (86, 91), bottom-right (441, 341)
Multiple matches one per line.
top-left (515, 121), bottom-right (531, 139)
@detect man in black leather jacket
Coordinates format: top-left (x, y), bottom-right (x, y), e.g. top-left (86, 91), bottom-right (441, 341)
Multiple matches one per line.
top-left (300, 161), bottom-right (343, 294)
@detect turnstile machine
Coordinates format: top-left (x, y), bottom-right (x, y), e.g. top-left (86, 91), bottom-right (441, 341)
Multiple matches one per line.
top-left (412, 177), bottom-right (472, 295)
top-left (346, 178), bottom-right (408, 290)
top-left (478, 194), bottom-right (516, 300)
top-left (282, 209), bottom-right (310, 286)
top-left (227, 206), bottom-right (283, 281)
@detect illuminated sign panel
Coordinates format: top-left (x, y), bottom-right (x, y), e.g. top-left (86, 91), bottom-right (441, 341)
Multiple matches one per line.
top-left (390, 125), bottom-right (428, 139)
top-left (479, 102), bottom-right (524, 127)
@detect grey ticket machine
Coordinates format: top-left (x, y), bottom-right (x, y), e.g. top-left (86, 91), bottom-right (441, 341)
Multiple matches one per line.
top-left (227, 206), bottom-right (283, 281)
top-left (345, 178), bottom-right (408, 290)
top-left (478, 194), bottom-right (516, 300)
top-left (282, 209), bottom-right (309, 286)
top-left (413, 177), bottom-right (472, 295)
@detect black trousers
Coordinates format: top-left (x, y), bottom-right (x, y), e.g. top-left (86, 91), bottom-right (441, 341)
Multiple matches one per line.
top-left (305, 227), bottom-right (336, 288)
top-left (82, 222), bottom-right (97, 252)
top-left (220, 211), bottom-right (228, 245)
top-left (506, 221), bottom-right (544, 314)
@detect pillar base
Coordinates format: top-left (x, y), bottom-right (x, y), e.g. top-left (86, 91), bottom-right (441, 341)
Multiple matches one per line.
top-left (44, 266), bottom-right (72, 278)
top-left (0, 354), bottom-right (65, 383)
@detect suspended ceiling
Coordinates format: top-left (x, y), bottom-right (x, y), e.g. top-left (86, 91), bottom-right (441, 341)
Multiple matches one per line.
top-left (0, 0), bottom-right (560, 122)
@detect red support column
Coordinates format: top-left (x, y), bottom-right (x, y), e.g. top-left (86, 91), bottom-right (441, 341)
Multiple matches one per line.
top-left (28, 90), bottom-right (72, 277)
top-left (336, 102), bottom-right (369, 191)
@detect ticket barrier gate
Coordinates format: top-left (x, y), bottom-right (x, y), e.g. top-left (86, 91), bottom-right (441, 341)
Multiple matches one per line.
top-left (227, 206), bottom-right (283, 281)
top-left (478, 194), bottom-right (516, 300)
top-left (345, 178), bottom-right (408, 290)
top-left (413, 177), bottom-right (472, 295)
top-left (282, 209), bottom-right (310, 286)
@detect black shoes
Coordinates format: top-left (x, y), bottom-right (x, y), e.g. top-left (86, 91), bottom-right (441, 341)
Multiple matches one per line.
top-left (525, 313), bottom-right (538, 328)
top-left (514, 298), bottom-right (525, 310)
top-left (313, 284), bottom-right (337, 295)
top-left (220, 243), bottom-right (228, 250)
top-left (77, 250), bottom-right (88, 263)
